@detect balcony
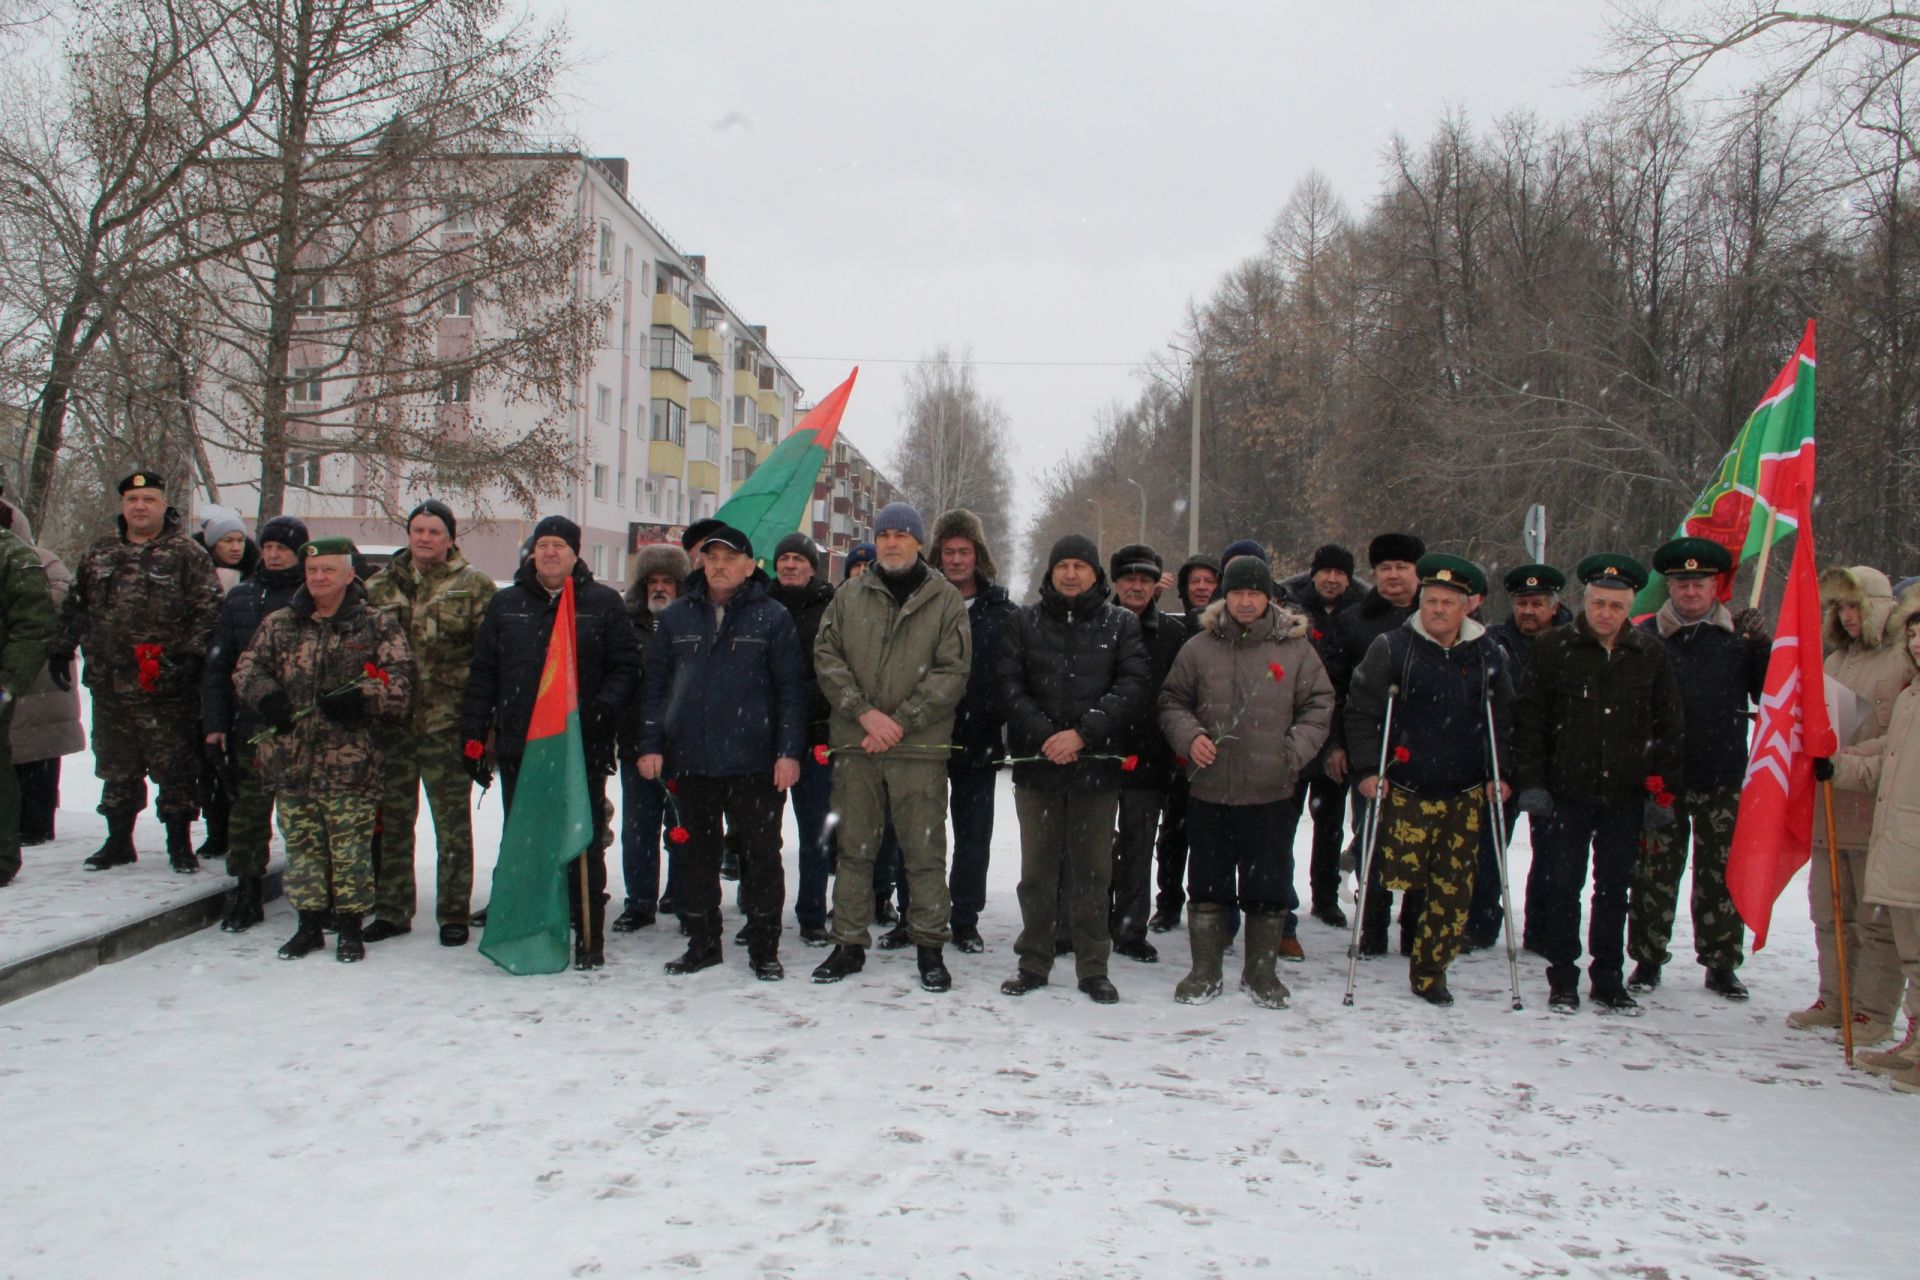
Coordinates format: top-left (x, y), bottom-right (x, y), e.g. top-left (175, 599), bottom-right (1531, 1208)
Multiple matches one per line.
top-left (650, 369), bottom-right (690, 407)
top-left (756, 389), bottom-right (783, 421)
top-left (692, 327), bottom-right (725, 364)
top-left (687, 460), bottom-right (719, 494)
top-left (732, 368), bottom-right (760, 399)
top-left (732, 424), bottom-right (760, 454)
top-left (647, 440), bottom-right (685, 474)
top-left (691, 395), bottom-right (723, 428)
top-left (651, 292), bottom-right (690, 337)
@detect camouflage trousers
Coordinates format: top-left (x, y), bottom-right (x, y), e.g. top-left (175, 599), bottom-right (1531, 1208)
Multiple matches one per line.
top-left (1628, 784), bottom-right (1745, 971)
top-left (1378, 785), bottom-right (1482, 993)
top-left (374, 735), bottom-right (474, 927)
top-left (92, 691), bottom-right (200, 821)
top-left (278, 792), bottom-right (378, 915)
top-left (226, 752), bottom-right (276, 878)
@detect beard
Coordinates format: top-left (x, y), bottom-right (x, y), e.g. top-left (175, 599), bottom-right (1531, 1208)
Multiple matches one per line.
top-left (647, 592), bottom-right (674, 614)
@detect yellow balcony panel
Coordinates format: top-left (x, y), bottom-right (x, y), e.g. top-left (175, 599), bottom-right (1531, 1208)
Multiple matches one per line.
top-left (755, 440), bottom-right (774, 463)
top-left (756, 389), bottom-right (784, 419)
top-left (687, 460), bottom-right (720, 493)
top-left (732, 424), bottom-right (759, 453)
top-left (651, 293), bottom-right (691, 336)
top-left (691, 395), bottom-right (722, 428)
top-left (647, 441), bottom-right (685, 474)
top-left (733, 369), bottom-right (760, 399)
top-left (692, 327), bottom-right (725, 364)
top-left (650, 369), bottom-right (690, 407)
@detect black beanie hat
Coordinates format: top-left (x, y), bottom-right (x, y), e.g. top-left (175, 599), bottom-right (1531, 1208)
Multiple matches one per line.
top-left (1310, 543), bottom-right (1355, 577)
top-left (773, 531), bottom-right (821, 574)
top-left (1109, 542), bottom-right (1163, 582)
top-left (407, 498), bottom-right (456, 542)
top-left (532, 514), bottom-right (582, 554)
top-left (1048, 533), bottom-right (1100, 574)
top-left (1222, 555), bottom-right (1274, 597)
top-left (1368, 532), bottom-right (1425, 567)
top-left (258, 515), bottom-right (309, 552)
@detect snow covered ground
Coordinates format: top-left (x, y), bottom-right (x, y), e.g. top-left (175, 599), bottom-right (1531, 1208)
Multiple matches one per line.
top-left (1, 769), bottom-right (1908, 1279)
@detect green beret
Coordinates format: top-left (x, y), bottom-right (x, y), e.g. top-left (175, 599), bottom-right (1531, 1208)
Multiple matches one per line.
top-left (1415, 552), bottom-right (1487, 596)
top-left (301, 536), bottom-right (358, 559)
top-left (1651, 536), bottom-right (1732, 579)
top-left (1576, 553), bottom-right (1649, 592)
top-left (117, 470), bottom-right (165, 494)
top-left (1503, 563), bottom-right (1566, 595)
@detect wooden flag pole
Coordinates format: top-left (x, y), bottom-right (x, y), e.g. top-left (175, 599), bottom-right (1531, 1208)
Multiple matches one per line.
top-left (1746, 505), bottom-right (1780, 611)
top-left (578, 853), bottom-right (592, 961)
top-left (1821, 779), bottom-right (1856, 1064)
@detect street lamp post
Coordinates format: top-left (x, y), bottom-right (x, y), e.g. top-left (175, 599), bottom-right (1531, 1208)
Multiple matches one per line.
top-left (1170, 343), bottom-right (1203, 559)
top-left (1123, 477), bottom-right (1146, 545)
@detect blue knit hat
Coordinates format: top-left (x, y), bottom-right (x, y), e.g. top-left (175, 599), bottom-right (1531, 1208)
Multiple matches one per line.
top-left (843, 542), bottom-right (877, 581)
top-left (1221, 538), bottom-right (1267, 566)
top-left (872, 501), bottom-right (926, 545)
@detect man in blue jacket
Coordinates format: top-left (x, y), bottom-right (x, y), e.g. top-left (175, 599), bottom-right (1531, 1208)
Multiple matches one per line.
top-left (638, 525), bottom-right (806, 980)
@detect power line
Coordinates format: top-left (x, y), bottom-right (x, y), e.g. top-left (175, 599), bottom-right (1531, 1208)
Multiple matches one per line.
top-left (777, 355), bottom-right (1144, 368)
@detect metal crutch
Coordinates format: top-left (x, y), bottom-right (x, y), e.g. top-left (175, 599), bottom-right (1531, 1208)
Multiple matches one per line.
top-left (1483, 688), bottom-right (1524, 1011)
top-left (1342, 684), bottom-right (1399, 1006)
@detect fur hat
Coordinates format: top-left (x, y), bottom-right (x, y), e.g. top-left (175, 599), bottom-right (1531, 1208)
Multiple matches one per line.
top-left (1821, 565), bottom-right (1898, 652)
top-left (1368, 532), bottom-right (1425, 567)
top-left (632, 542), bottom-right (690, 588)
top-left (929, 507), bottom-right (997, 583)
top-left (1109, 542), bottom-right (1163, 583)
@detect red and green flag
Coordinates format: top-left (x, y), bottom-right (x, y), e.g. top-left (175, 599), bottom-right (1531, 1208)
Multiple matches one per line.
top-left (1634, 320), bottom-right (1817, 612)
top-left (714, 367), bottom-right (857, 570)
top-left (478, 575), bottom-right (595, 976)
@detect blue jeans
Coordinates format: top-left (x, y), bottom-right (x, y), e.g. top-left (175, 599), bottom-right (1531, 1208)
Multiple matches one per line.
top-left (618, 759), bottom-right (666, 915)
top-left (791, 754), bottom-right (834, 927)
top-left (947, 766), bottom-right (996, 931)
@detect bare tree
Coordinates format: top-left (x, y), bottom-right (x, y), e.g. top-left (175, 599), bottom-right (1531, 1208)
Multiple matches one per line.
top-left (888, 348), bottom-right (1016, 551)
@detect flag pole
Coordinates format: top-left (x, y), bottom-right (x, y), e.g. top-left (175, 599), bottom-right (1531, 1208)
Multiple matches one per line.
top-left (1820, 779), bottom-right (1855, 1063)
top-left (1745, 505), bottom-right (1780, 611)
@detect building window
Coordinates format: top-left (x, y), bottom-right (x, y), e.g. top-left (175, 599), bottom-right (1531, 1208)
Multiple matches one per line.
top-left (648, 328), bottom-right (693, 380)
top-left (616, 469), bottom-right (626, 506)
top-left (295, 279), bottom-right (326, 312)
top-left (592, 464), bottom-right (609, 500)
top-left (290, 367), bottom-right (322, 404)
top-left (595, 384), bottom-right (612, 423)
top-left (694, 302), bottom-right (724, 332)
top-left (598, 222), bottom-right (614, 274)
top-left (697, 425), bottom-right (719, 463)
top-left (731, 448), bottom-right (756, 484)
top-left (285, 452), bottom-right (323, 488)
top-left (654, 267), bottom-right (690, 304)
top-left (592, 544), bottom-right (607, 577)
top-left (441, 283), bottom-right (473, 317)
top-left (443, 200), bottom-right (476, 234)
top-left (758, 413), bottom-right (779, 443)
top-left (649, 401), bottom-right (686, 446)
top-left (439, 373), bottom-right (470, 404)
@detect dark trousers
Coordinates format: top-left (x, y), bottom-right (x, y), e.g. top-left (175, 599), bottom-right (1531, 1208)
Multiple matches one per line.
top-left (1186, 796), bottom-right (1296, 915)
top-left (17, 757), bottom-right (59, 844)
top-left (1109, 789), bottom-right (1165, 945)
top-left (1304, 770), bottom-right (1347, 911)
top-left (1154, 773), bottom-right (1190, 915)
top-left (617, 759), bottom-right (667, 915)
top-left (947, 765), bottom-right (997, 931)
top-left (790, 754), bottom-right (834, 928)
top-left (676, 773), bottom-right (784, 944)
top-left (1013, 787), bottom-right (1118, 980)
top-left (1521, 813), bottom-right (1553, 949)
top-left (1536, 796), bottom-right (1642, 989)
top-left (1468, 805), bottom-right (1518, 940)
top-left (501, 760), bottom-right (610, 930)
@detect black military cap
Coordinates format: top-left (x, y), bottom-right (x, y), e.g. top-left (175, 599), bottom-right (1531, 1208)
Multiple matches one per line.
top-left (1651, 536), bottom-right (1732, 579)
top-left (1576, 553), bottom-right (1649, 592)
top-left (1416, 553), bottom-right (1487, 596)
top-left (681, 517), bottom-right (724, 553)
top-left (1503, 563), bottom-right (1566, 596)
top-left (118, 470), bottom-right (165, 494)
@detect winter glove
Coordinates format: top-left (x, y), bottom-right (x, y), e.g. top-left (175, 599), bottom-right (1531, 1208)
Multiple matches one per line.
top-left (1732, 607), bottom-right (1772, 646)
top-left (1515, 787), bottom-right (1554, 818)
top-left (256, 690), bottom-right (295, 733)
top-left (1644, 798), bottom-right (1675, 829)
top-left (1812, 756), bottom-right (1835, 782)
top-left (462, 739), bottom-right (493, 790)
top-left (201, 740), bottom-right (237, 806)
top-left (317, 685), bottom-right (369, 727)
top-left (46, 647), bottom-right (73, 692)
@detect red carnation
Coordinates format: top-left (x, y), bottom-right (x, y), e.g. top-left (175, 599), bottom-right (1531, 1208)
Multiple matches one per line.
top-left (812, 744), bottom-right (831, 766)
top-left (665, 779), bottom-right (679, 794)
top-left (1121, 755), bottom-right (1139, 772)
top-left (1644, 776), bottom-right (1666, 795)
top-left (1393, 746), bottom-right (1411, 764)
top-left (363, 661), bottom-right (390, 685)
top-left (668, 826), bottom-right (690, 845)
top-left (1311, 629), bottom-right (1324, 642)
top-left (1173, 755), bottom-right (1189, 770)
top-left (134, 643), bottom-right (164, 693)
top-left (1653, 790), bottom-right (1675, 809)
top-left (462, 739), bottom-right (485, 761)
top-left (1267, 662), bottom-right (1286, 682)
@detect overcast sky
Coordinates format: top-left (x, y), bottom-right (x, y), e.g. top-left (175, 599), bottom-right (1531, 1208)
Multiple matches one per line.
top-left (532, 1), bottom-right (1618, 564)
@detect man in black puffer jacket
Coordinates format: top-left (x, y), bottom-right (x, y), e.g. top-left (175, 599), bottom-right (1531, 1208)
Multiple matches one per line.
top-left (1279, 542), bottom-right (1366, 929)
top-left (637, 525), bottom-right (806, 980)
top-left (993, 534), bottom-right (1150, 1004)
top-left (767, 531), bottom-right (837, 945)
top-left (1149, 552), bottom-right (1224, 933)
top-left (461, 516), bottom-right (641, 968)
top-left (202, 515), bottom-right (308, 932)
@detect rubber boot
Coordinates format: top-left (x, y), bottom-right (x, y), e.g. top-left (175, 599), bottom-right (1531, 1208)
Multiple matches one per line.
top-left (1174, 903), bottom-right (1227, 1003)
top-left (220, 874), bottom-right (265, 933)
top-left (278, 910), bottom-right (327, 959)
top-left (83, 812), bottom-right (138, 871)
top-left (1242, 911), bottom-right (1291, 1009)
top-left (165, 819), bottom-right (198, 874)
top-left (335, 913), bottom-right (365, 963)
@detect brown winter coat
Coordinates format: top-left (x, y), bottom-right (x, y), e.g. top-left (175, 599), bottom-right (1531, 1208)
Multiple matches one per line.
top-left (1157, 598), bottom-right (1335, 806)
top-left (1834, 610), bottom-right (1920, 910)
top-left (10, 535), bottom-right (83, 763)
top-left (1819, 566), bottom-right (1916, 851)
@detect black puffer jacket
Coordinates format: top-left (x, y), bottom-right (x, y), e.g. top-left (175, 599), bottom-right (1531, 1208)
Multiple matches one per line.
top-left (1346, 615), bottom-right (1514, 797)
top-left (768, 575), bottom-right (835, 748)
top-left (1488, 604), bottom-right (1573, 687)
top-left (993, 573), bottom-right (1151, 792)
top-left (202, 562), bottom-right (305, 740)
top-left (1330, 587), bottom-right (1418, 749)
top-left (1278, 570), bottom-right (1365, 634)
top-left (1114, 605), bottom-right (1190, 790)
top-left (1637, 604), bottom-right (1768, 791)
top-left (951, 576), bottom-right (1019, 771)
top-left (1510, 614), bottom-right (1686, 805)
top-left (460, 559), bottom-right (641, 771)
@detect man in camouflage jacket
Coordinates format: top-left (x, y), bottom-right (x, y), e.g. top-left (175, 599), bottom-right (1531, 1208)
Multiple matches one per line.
top-left (235, 537), bottom-right (414, 963)
top-left (0, 521), bottom-right (56, 887)
top-left (53, 471), bottom-right (223, 874)
top-left (365, 500), bottom-right (496, 946)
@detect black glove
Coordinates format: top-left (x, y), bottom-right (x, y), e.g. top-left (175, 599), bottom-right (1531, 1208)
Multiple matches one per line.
top-left (46, 648), bottom-right (73, 692)
top-left (1515, 787), bottom-right (1554, 818)
top-left (201, 740), bottom-right (237, 806)
top-left (317, 685), bottom-right (369, 726)
top-left (1813, 756), bottom-right (1835, 782)
top-left (1644, 798), bottom-right (1675, 829)
top-left (1732, 607), bottom-right (1772, 645)
top-left (257, 690), bottom-right (295, 733)
top-left (462, 740), bottom-right (493, 790)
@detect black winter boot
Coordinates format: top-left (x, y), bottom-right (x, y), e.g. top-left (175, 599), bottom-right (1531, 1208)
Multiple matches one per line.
top-left (165, 819), bottom-right (197, 874)
top-left (220, 875), bottom-right (265, 933)
top-left (748, 933), bottom-right (784, 981)
top-left (1397, 890), bottom-right (1422, 957)
top-left (195, 808), bottom-right (230, 862)
top-left (335, 914), bottom-right (365, 963)
top-left (664, 912), bottom-right (722, 975)
top-left (1705, 967), bottom-right (1750, 1001)
top-left (83, 812), bottom-right (138, 871)
top-left (574, 894), bottom-right (607, 970)
top-left (1359, 889), bottom-right (1390, 956)
top-left (1627, 961), bottom-right (1662, 993)
top-left (916, 945), bottom-right (951, 992)
top-left (278, 910), bottom-right (328, 959)
top-left (810, 943), bottom-right (866, 983)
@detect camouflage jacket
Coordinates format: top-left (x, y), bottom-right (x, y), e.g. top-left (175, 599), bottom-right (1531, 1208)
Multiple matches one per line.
top-left (59, 508), bottom-right (223, 698)
top-left (0, 527), bottom-right (55, 701)
top-left (366, 547), bottom-right (495, 734)
top-left (233, 581), bottom-right (415, 797)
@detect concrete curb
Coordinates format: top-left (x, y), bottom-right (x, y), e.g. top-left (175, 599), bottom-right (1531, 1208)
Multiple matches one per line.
top-left (0, 870), bottom-right (285, 1007)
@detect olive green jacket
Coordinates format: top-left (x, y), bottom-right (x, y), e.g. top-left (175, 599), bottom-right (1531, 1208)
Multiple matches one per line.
top-left (813, 566), bottom-right (971, 756)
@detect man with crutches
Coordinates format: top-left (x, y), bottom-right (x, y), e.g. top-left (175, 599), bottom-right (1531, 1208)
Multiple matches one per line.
top-left (1344, 555), bottom-right (1515, 1006)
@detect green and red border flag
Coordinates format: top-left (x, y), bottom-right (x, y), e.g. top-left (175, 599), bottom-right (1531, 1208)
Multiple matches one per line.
top-left (478, 576), bottom-right (595, 975)
top-left (715, 367), bottom-right (858, 570)
top-left (1634, 320), bottom-right (1817, 613)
